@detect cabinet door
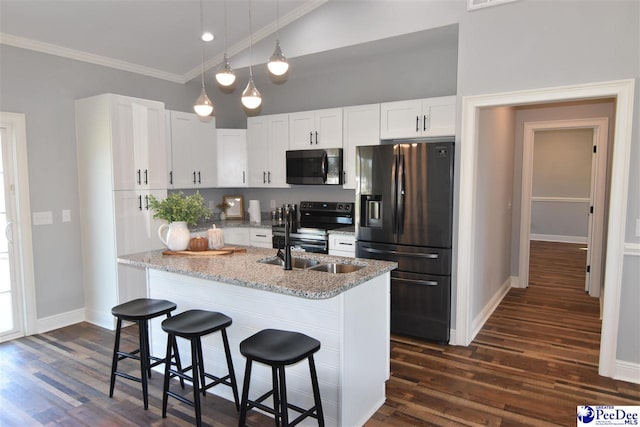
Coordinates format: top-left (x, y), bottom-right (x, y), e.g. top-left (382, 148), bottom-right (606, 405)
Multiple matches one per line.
top-left (288, 111), bottom-right (315, 149)
top-left (165, 111), bottom-right (174, 188)
top-left (328, 234), bottom-right (356, 257)
top-left (250, 229), bottom-right (273, 248)
top-left (314, 108), bottom-right (343, 148)
top-left (380, 99), bottom-right (422, 140)
top-left (111, 98), bottom-right (136, 190)
top-left (144, 101), bottom-right (167, 189)
top-left (342, 104), bottom-right (380, 189)
top-left (267, 114), bottom-right (290, 187)
top-left (247, 117), bottom-right (269, 187)
top-left (168, 111), bottom-right (197, 189)
top-left (217, 129), bottom-right (247, 187)
top-left (114, 190), bottom-right (151, 255)
top-left (147, 189), bottom-right (168, 250)
top-left (193, 117), bottom-right (217, 187)
top-left (421, 96), bottom-right (456, 137)
top-left (223, 227), bottom-right (250, 246)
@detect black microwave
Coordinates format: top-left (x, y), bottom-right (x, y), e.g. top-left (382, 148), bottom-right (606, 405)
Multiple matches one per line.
top-left (286, 148), bottom-right (343, 185)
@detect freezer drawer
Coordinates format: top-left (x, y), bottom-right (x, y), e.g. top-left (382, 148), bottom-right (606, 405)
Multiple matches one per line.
top-left (391, 270), bottom-right (450, 343)
top-left (356, 241), bottom-right (451, 276)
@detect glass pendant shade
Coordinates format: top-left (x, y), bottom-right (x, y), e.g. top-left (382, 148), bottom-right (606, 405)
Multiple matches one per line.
top-left (194, 87), bottom-right (214, 116)
top-left (267, 40), bottom-right (289, 76)
top-left (241, 77), bottom-right (262, 109)
top-left (215, 54), bottom-right (236, 87)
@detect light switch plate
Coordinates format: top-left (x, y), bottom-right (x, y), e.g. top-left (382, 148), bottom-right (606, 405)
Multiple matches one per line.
top-left (62, 210), bottom-right (71, 222)
top-left (33, 211), bottom-right (53, 225)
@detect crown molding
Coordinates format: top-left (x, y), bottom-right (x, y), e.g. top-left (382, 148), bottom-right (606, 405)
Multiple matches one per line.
top-left (0, 32), bottom-right (187, 84)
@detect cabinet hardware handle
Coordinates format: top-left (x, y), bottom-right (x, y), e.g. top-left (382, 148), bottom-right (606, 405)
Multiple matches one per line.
top-left (343, 170), bottom-right (346, 184)
top-left (198, 171), bottom-right (201, 184)
top-left (309, 131), bottom-right (313, 145)
top-left (138, 195), bottom-right (142, 210)
top-left (193, 171), bottom-right (196, 184)
top-left (144, 169), bottom-right (148, 185)
top-left (423, 115), bottom-right (428, 131)
top-left (242, 171), bottom-right (246, 183)
top-left (256, 234), bottom-right (267, 238)
top-left (137, 169), bottom-right (141, 185)
top-left (416, 116), bottom-right (419, 132)
top-left (315, 131), bottom-right (318, 144)
top-left (145, 195), bottom-right (149, 210)
top-left (263, 171), bottom-right (266, 184)
top-left (339, 242), bottom-right (354, 246)
top-left (267, 171), bottom-right (271, 183)
top-left (169, 171), bottom-right (173, 185)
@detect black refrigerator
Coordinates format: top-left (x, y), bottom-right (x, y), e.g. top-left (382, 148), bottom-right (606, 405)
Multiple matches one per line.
top-left (355, 139), bottom-right (454, 343)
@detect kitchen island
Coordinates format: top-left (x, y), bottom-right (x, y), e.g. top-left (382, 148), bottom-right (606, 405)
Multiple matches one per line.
top-left (118, 247), bottom-right (396, 427)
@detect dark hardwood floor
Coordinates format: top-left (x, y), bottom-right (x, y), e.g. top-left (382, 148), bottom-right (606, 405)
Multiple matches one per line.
top-left (1, 241), bottom-right (638, 426)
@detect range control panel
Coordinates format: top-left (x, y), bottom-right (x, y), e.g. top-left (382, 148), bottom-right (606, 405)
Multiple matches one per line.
top-left (299, 201), bottom-right (353, 213)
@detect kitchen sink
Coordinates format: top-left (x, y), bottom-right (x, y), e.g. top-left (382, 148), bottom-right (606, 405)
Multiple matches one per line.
top-left (307, 263), bottom-right (364, 274)
top-left (259, 257), bottom-right (321, 269)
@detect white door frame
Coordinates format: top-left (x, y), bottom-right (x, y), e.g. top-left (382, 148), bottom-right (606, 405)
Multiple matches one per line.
top-left (0, 112), bottom-right (37, 338)
top-left (519, 118), bottom-right (609, 298)
top-left (455, 79), bottom-right (635, 380)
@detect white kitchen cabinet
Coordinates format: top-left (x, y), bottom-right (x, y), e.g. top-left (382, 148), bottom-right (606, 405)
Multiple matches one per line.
top-left (328, 234), bottom-right (356, 258)
top-left (289, 108), bottom-right (343, 149)
top-left (75, 93), bottom-right (168, 329)
top-left (342, 104), bottom-right (381, 189)
top-left (380, 95), bottom-right (456, 139)
top-left (247, 114), bottom-right (289, 188)
top-left (108, 95), bottom-right (166, 190)
top-left (167, 110), bottom-right (217, 189)
top-left (217, 129), bottom-right (247, 187)
top-left (250, 228), bottom-right (273, 248)
top-left (222, 227), bottom-right (251, 246)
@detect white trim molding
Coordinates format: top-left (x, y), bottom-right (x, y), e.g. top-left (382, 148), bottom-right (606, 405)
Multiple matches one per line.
top-left (36, 309), bottom-right (85, 335)
top-left (470, 276), bottom-right (514, 340)
top-left (624, 242), bottom-right (640, 256)
top-left (455, 79), bottom-right (635, 384)
top-left (531, 196), bottom-right (590, 203)
top-left (531, 234), bottom-right (588, 244)
top-left (615, 360), bottom-right (640, 385)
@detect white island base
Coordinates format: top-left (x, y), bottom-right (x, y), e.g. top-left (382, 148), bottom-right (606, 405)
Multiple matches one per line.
top-left (147, 268), bottom-right (390, 427)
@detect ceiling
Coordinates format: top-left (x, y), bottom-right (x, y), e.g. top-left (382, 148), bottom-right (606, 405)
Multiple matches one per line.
top-left (0, 0), bottom-right (328, 84)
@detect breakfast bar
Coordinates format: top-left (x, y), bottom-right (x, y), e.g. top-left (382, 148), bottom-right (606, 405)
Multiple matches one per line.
top-left (119, 247), bottom-right (396, 426)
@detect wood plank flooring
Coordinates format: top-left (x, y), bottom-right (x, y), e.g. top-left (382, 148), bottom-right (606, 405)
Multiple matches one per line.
top-left (1, 241), bottom-right (638, 426)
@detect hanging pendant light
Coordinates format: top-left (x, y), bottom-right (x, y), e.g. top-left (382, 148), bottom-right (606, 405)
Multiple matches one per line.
top-left (215, 1), bottom-right (236, 87)
top-left (241, 0), bottom-right (262, 109)
top-left (267, 0), bottom-right (289, 76)
top-left (194, 0), bottom-right (214, 117)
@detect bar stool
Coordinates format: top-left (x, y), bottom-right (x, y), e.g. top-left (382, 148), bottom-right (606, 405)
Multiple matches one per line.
top-left (161, 309), bottom-right (240, 427)
top-left (109, 298), bottom-right (183, 410)
top-left (238, 329), bottom-right (324, 427)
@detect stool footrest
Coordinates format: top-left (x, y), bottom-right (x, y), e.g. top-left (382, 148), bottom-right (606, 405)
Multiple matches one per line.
top-left (113, 371), bottom-right (142, 383)
top-left (202, 373), bottom-right (232, 392)
top-left (166, 390), bottom-right (196, 408)
top-left (289, 405), bottom-right (320, 427)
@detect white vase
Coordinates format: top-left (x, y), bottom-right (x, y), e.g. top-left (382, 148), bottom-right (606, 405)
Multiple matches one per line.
top-left (158, 221), bottom-right (191, 251)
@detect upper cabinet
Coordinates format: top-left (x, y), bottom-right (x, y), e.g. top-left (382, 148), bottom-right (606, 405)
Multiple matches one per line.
top-left (109, 95), bottom-right (167, 190)
top-left (342, 104), bottom-right (380, 190)
top-left (217, 129), bottom-right (248, 187)
top-left (247, 114), bottom-right (289, 188)
top-left (380, 95), bottom-right (456, 140)
top-left (289, 108), bottom-right (343, 149)
top-left (166, 111), bottom-right (217, 189)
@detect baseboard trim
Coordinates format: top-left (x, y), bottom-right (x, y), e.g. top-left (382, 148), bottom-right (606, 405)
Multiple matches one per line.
top-left (470, 276), bottom-right (514, 341)
top-left (36, 308), bottom-right (85, 334)
top-left (84, 308), bottom-right (116, 331)
top-left (615, 360), bottom-right (640, 384)
top-left (531, 234), bottom-right (588, 244)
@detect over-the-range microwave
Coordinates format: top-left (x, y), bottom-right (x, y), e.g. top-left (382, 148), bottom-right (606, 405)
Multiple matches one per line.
top-left (286, 148), bottom-right (343, 185)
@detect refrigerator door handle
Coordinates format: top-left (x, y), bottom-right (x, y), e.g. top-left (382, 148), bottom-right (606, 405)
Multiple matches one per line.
top-left (391, 151), bottom-right (398, 234)
top-left (393, 277), bottom-right (439, 286)
top-left (397, 153), bottom-right (405, 234)
top-left (360, 246), bottom-right (439, 259)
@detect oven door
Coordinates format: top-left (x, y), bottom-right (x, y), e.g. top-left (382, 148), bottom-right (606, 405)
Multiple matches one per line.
top-left (272, 235), bottom-right (328, 254)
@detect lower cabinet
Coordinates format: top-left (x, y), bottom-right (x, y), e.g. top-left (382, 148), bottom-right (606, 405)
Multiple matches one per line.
top-left (250, 228), bottom-right (273, 248)
top-left (328, 234), bottom-right (356, 258)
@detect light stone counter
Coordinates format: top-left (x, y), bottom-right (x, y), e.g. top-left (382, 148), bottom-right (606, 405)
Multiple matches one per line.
top-left (118, 247), bottom-right (396, 299)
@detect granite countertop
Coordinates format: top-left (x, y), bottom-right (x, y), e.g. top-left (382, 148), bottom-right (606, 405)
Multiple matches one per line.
top-left (328, 226), bottom-right (355, 236)
top-left (191, 220), bottom-right (272, 232)
top-left (118, 247), bottom-right (396, 299)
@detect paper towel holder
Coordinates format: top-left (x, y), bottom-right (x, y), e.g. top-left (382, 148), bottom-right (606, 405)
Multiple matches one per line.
top-left (223, 195), bottom-right (244, 219)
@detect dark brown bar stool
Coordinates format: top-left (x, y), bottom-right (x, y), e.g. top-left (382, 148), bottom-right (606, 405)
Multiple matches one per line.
top-left (109, 298), bottom-right (183, 410)
top-left (238, 329), bottom-right (324, 427)
top-left (161, 309), bottom-right (240, 427)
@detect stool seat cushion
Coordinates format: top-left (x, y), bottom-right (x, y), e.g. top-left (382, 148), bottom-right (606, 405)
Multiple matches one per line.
top-left (161, 309), bottom-right (232, 337)
top-left (111, 298), bottom-right (176, 320)
top-left (240, 329), bottom-right (321, 365)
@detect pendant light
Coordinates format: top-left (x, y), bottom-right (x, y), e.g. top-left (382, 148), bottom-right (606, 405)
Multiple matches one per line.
top-left (194, 0), bottom-right (214, 117)
top-left (215, 1), bottom-right (236, 87)
top-left (241, 0), bottom-right (262, 109)
top-left (267, 0), bottom-right (289, 76)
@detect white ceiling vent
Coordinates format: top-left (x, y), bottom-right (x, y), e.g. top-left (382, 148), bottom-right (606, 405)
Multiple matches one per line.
top-left (467, 0), bottom-right (517, 11)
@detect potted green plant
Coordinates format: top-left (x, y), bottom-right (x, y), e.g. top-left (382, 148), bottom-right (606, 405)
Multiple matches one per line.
top-left (148, 192), bottom-right (211, 250)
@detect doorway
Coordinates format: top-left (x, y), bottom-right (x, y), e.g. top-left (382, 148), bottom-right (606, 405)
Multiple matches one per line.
top-left (455, 79), bottom-right (635, 380)
top-left (0, 112), bottom-right (36, 342)
top-left (519, 118), bottom-right (609, 299)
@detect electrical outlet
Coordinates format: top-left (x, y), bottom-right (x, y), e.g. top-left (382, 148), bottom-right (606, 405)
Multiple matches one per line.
top-left (62, 210), bottom-right (71, 222)
top-left (33, 211), bottom-right (53, 225)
